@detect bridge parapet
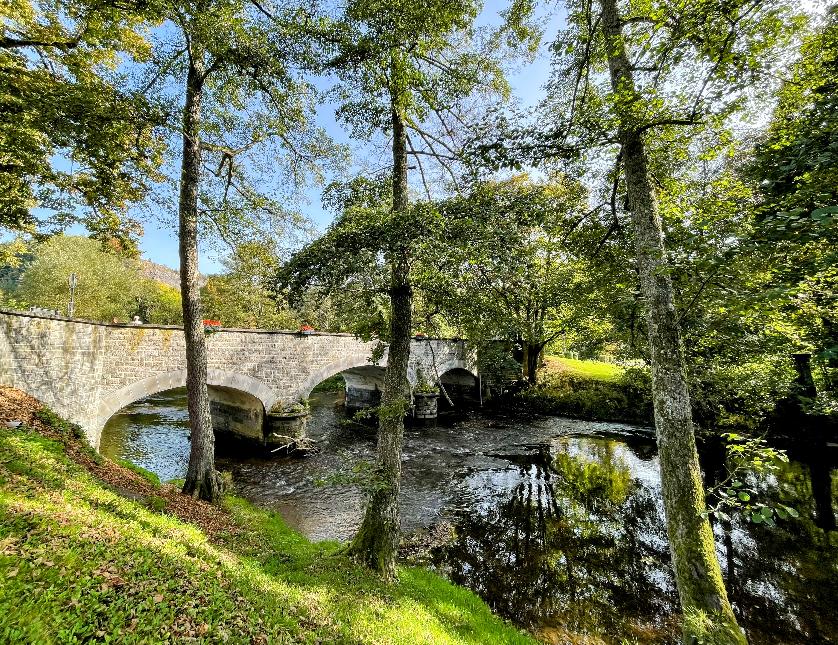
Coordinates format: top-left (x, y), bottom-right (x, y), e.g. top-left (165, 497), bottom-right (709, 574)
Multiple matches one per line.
top-left (0, 309), bottom-right (476, 448)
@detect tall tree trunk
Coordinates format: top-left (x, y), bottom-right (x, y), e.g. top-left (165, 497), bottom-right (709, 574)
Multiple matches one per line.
top-left (179, 51), bottom-right (220, 503)
top-left (347, 100), bottom-right (411, 578)
top-left (524, 341), bottom-right (543, 385)
top-left (599, 1), bottom-right (745, 642)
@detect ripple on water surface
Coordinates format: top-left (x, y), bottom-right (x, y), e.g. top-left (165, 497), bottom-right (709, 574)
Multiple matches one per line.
top-left (101, 390), bottom-right (838, 644)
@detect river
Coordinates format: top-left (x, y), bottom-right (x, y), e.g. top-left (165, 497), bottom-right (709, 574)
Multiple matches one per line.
top-left (100, 388), bottom-right (838, 644)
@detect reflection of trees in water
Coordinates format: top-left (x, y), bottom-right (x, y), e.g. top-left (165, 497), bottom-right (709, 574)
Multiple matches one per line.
top-left (442, 439), bottom-right (677, 642)
top-left (713, 457), bottom-right (838, 644)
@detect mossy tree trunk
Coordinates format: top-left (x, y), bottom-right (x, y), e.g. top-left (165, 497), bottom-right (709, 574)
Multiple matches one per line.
top-left (599, 0), bottom-right (745, 642)
top-left (347, 99), bottom-right (411, 579)
top-left (179, 47), bottom-right (220, 504)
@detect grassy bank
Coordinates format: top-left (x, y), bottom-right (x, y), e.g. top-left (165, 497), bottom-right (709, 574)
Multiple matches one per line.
top-left (514, 356), bottom-right (653, 425)
top-left (0, 388), bottom-right (533, 644)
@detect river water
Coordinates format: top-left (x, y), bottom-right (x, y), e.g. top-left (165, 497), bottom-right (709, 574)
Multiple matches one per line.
top-left (101, 389), bottom-right (838, 644)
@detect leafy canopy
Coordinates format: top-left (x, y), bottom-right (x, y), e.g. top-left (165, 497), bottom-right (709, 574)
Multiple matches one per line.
top-left (1, 0), bottom-right (165, 248)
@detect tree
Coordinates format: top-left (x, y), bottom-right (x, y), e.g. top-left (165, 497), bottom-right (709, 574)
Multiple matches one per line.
top-left (747, 7), bottom-right (838, 399)
top-left (0, 0), bottom-right (164, 249)
top-left (11, 235), bottom-right (180, 322)
top-left (142, 0), bottom-right (329, 502)
top-left (312, 0), bottom-right (536, 577)
top-left (473, 0), bottom-right (802, 640)
top-left (425, 174), bottom-right (607, 383)
top-left (202, 241), bottom-right (299, 329)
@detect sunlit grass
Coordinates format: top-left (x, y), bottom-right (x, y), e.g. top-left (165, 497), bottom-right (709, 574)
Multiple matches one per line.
top-left (544, 356), bottom-right (625, 383)
top-left (0, 425), bottom-right (534, 644)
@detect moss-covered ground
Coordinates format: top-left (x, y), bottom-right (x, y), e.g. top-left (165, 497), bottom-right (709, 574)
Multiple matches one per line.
top-left (0, 391), bottom-right (534, 644)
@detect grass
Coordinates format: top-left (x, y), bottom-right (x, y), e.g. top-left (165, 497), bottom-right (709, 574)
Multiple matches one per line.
top-left (543, 356), bottom-right (625, 383)
top-left (0, 409), bottom-right (535, 644)
top-left (311, 373), bottom-right (346, 393)
top-left (514, 356), bottom-right (653, 425)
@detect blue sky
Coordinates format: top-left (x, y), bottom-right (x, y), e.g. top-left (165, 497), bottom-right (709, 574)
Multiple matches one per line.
top-left (124, 1), bottom-right (563, 274)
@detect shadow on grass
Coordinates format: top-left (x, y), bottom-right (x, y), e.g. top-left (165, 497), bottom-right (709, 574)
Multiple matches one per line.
top-left (0, 425), bottom-right (534, 645)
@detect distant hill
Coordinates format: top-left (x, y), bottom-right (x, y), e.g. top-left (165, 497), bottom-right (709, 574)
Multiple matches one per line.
top-left (139, 259), bottom-right (206, 289)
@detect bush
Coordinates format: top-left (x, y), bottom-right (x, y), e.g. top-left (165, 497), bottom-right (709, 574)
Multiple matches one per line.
top-left (688, 359), bottom-right (794, 433)
top-left (515, 369), bottom-right (653, 424)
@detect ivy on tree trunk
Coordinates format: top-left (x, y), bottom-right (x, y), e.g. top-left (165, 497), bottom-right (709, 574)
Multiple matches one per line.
top-left (347, 101), bottom-right (412, 578)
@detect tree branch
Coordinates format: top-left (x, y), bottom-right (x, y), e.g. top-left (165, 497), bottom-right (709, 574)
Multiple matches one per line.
top-left (0, 35), bottom-right (80, 50)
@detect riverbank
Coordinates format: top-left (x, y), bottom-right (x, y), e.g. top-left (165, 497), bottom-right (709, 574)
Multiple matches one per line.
top-left (0, 386), bottom-right (534, 644)
top-left (511, 356), bottom-right (654, 425)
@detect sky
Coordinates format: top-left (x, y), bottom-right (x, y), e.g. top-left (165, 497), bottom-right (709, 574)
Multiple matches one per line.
top-left (128, 0), bottom-right (564, 274)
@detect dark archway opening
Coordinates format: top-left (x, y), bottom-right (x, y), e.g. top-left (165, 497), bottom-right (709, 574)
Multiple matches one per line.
top-left (439, 368), bottom-right (480, 411)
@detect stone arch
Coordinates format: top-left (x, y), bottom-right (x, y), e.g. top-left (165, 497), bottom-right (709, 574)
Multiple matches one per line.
top-left (295, 355), bottom-right (386, 401)
top-left (438, 364), bottom-right (479, 406)
top-left (435, 360), bottom-right (477, 381)
top-left (94, 369), bottom-right (278, 443)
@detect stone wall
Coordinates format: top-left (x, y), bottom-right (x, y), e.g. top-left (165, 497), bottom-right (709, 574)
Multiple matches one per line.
top-left (0, 309), bottom-right (477, 448)
top-left (0, 312), bottom-right (105, 431)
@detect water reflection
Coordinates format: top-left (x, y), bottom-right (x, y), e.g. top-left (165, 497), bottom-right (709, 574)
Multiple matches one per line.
top-left (443, 438), bottom-right (678, 643)
top-left (99, 388), bottom-right (191, 483)
top-left (101, 390), bottom-right (837, 644)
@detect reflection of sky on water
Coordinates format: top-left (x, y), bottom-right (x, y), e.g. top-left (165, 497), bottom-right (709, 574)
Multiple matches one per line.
top-left (100, 389), bottom-right (837, 644)
top-left (100, 388), bottom-right (191, 483)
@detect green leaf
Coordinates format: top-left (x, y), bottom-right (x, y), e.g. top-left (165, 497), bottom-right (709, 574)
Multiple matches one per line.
top-left (737, 491), bottom-right (751, 501)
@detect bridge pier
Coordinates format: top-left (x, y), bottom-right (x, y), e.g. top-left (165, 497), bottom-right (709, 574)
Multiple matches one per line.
top-left (264, 410), bottom-right (308, 449)
top-left (0, 309), bottom-right (478, 450)
top-left (345, 385), bottom-right (382, 410)
top-left (208, 386), bottom-right (265, 444)
top-left (341, 367), bottom-right (385, 411)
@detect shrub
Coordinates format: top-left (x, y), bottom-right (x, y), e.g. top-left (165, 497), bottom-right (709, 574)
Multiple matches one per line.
top-left (515, 369), bottom-right (653, 424)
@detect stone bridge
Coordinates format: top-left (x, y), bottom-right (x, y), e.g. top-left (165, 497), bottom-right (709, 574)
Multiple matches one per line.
top-left (0, 310), bottom-right (477, 449)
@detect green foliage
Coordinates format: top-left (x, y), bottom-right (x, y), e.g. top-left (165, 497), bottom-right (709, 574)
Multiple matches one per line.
top-left (688, 360), bottom-right (793, 432)
top-left (515, 360), bottom-right (653, 424)
top-left (134, 283), bottom-right (183, 326)
top-left (743, 9), bottom-right (838, 396)
top-left (311, 374), bottom-right (346, 393)
top-left (10, 236), bottom-right (181, 323)
top-left (414, 368), bottom-right (438, 394)
top-left (326, 0), bottom-right (535, 150)
top-left (0, 0), bottom-right (164, 243)
top-left (475, 341), bottom-right (521, 385)
top-left (0, 421), bottom-right (534, 644)
top-left (704, 433), bottom-right (797, 527)
top-left (750, 7), bottom-right (838, 239)
top-left (423, 175), bottom-right (608, 374)
top-left (278, 198), bottom-right (436, 339)
top-left (202, 241), bottom-right (299, 330)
